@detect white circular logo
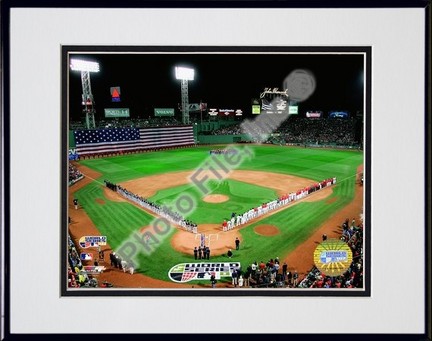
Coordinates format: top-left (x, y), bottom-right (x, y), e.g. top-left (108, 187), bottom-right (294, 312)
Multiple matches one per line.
top-left (283, 69), bottom-right (316, 102)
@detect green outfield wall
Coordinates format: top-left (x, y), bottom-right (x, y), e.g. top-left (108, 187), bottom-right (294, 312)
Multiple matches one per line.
top-left (195, 120), bottom-right (239, 133)
top-left (197, 134), bottom-right (253, 144)
top-left (69, 130), bottom-right (76, 148)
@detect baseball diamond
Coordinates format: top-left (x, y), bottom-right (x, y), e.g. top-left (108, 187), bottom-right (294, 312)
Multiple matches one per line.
top-left (66, 51), bottom-right (366, 292)
top-left (67, 144), bottom-right (363, 289)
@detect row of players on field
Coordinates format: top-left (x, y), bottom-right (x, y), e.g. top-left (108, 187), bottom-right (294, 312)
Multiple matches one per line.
top-left (209, 149), bottom-right (237, 155)
top-left (222, 177), bottom-right (337, 232)
top-left (111, 182), bottom-right (198, 233)
top-left (107, 176), bottom-right (336, 234)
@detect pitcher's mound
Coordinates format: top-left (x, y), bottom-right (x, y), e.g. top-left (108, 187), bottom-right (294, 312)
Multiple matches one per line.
top-left (203, 194), bottom-right (229, 203)
top-left (254, 224), bottom-right (280, 236)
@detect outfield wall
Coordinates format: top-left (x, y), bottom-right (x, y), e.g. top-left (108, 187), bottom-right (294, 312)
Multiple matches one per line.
top-left (197, 134), bottom-right (253, 144)
top-left (69, 130), bottom-right (76, 148)
top-left (195, 120), bottom-right (239, 133)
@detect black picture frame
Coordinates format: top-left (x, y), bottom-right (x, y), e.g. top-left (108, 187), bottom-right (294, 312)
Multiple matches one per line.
top-left (1, 0), bottom-right (430, 339)
top-left (61, 45), bottom-right (371, 297)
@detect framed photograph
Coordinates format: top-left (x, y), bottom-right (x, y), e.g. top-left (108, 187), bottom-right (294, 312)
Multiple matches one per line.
top-left (1, 0), bottom-right (430, 337)
top-left (62, 46), bottom-right (370, 297)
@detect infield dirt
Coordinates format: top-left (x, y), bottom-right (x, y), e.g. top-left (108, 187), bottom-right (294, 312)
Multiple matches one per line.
top-left (68, 162), bottom-right (363, 288)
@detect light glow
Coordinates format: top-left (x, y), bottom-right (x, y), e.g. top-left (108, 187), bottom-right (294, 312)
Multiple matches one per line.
top-left (175, 66), bottom-right (194, 80)
top-left (70, 59), bottom-right (100, 72)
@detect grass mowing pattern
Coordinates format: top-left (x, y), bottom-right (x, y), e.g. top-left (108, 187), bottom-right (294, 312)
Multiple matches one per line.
top-left (75, 145), bottom-right (362, 282)
top-left (236, 175), bottom-right (356, 268)
top-left (74, 182), bottom-right (155, 250)
top-left (149, 179), bottom-right (278, 224)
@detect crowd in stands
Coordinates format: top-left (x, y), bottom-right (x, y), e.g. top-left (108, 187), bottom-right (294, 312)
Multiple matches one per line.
top-left (70, 121), bottom-right (87, 130)
top-left (67, 231), bottom-right (131, 288)
top-left (210, 125), bottom-right (242, 135)
top-left (70, 117), bottom-right (183, 130)
top-left (297, 217), bottom-right (363, 289)
top-left (70, 116), bottom-right (358, 147)
top-left (236, 258), bottom-right (293, 288)
top-left (207, 117), bottom-right (358, 147)
top-left (67, 235), bottom-right (99, 288)
top-left (229, 214), bottom-right (364, 289)
top-left (278, 117), bottom-right (357, 146)
top-left (68, 164), bottom-right (84, 186)
top-left (222, 177), bottom-right (337, 231)
top-left (105, 181), bottom-right (198, 234)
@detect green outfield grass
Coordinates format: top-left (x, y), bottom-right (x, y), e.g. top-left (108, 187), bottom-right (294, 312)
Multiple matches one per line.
top-left (75, 145), bottom-right (362, 283)
top-left (149, 179), bottom-right (278, 224)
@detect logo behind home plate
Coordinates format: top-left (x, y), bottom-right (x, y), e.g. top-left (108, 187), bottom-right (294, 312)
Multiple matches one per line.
top-left (168, 262), bottom-right (241, 283)
top-left (313, 239), bottom-right (352, 276)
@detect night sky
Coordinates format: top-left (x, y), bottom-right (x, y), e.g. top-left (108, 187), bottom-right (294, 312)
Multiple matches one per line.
top-left (68, 52), bottom-right (364, 121)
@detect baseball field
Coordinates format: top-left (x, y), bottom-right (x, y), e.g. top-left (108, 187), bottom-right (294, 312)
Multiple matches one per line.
top-left (68, 144), bottom-right (364, 288)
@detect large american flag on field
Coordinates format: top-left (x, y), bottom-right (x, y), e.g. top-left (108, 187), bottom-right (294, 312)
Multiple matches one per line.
top-left (74, 126), bottom-right (194, 155)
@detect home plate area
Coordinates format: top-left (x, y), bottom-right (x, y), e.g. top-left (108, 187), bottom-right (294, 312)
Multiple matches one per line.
top-left (168, 262), bottom-right (241, 283)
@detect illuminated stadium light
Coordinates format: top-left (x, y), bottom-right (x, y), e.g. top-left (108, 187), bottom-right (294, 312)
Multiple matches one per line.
top-left (70, 58), bottom-right (100, 129)
top-left (175, 66), bottom-right (194, 81)
top-left (70, 59), bottom-right (100, 72)
top-left (175, 66), bottom-right (195, 124)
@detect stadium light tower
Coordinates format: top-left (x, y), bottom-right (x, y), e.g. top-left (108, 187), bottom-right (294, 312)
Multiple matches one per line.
top-left (70, 58), bottom-right (100, 129)
top-left (175, 66), bottom-right (194, 125)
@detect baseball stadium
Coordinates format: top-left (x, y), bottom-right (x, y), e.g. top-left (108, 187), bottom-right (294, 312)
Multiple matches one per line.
top-left (65, 51), bottom-right (367, 293)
